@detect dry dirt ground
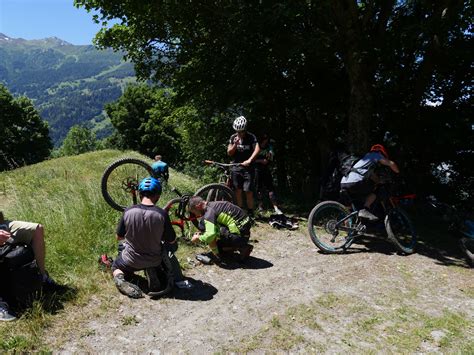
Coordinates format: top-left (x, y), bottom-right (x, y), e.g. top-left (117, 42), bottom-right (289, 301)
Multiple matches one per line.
top-left (51, 220), bottom-right (473, 353)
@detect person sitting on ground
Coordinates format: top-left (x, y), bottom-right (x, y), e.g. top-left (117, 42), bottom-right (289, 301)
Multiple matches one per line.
top-left (189, 196), bottom-right (254, 263)
top-left (254, 133), bottom-right (283, 215)
top-left (151, 155), bottom-right (169, 182)
top-left (0, 227), bottom-right (16, 321)
top-left (227, 116), bottom-right (260, 217)
top-left (0, 211), bottom-right (60, 290)
top-left (112, 177), bottom-right (191, 299)
top-left (340, 144), bottom-right (400, 221)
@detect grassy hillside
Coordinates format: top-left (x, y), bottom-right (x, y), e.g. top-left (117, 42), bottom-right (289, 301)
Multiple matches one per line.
top-left (0, 34), bottom-right (136, 144)
top-left (0, 150), bottom-right (200, 351)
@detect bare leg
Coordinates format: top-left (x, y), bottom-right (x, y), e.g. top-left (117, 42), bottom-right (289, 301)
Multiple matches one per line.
top-left (235, 189), bottom-right (243, 208)
top-left (364, 193), bottom-right (377, 209)
top-left (246, 191), bottom-right (254, 210)
top-left (31, 224), bottom-right (46, 275)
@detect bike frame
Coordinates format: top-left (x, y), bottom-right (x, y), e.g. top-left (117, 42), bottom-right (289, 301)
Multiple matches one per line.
top-left (333, 186), bottom-right (416, 250)
top-left (204, 160), bottom-right (240, 189)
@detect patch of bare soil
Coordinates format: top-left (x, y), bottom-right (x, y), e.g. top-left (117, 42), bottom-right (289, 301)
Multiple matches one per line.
top-left (51, 221), bottom-right (473, 353)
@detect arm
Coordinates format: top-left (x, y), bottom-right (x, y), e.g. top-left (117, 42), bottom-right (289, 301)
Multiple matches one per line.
top-left (116, 216), bottom-right (126, 241)
top-left (162, 211), bottom-right (177, 244)
top-left (0, 229), bottom-right (12, 245)
top-left (242, 143), bottom-right (261, 166)
top-left (191, 220), bottom-right (220, 255)
top-left (227, 138), bottom-right (238, 156)
top-left (379, 158), bottom-right (400, 174)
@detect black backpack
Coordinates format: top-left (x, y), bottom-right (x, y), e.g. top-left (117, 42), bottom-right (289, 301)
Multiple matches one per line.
top-left (338, 153), bottom-right (361, 177)
top-left (0, 243), bottom-right (42, 309)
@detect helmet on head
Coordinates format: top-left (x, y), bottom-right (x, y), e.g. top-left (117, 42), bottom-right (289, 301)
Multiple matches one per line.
top-left (370, 144), bottom-right (389, 159)
top-left (138, 177), bottom-right (162, 195)
top-left (233, 116), bottom-right (247, 131)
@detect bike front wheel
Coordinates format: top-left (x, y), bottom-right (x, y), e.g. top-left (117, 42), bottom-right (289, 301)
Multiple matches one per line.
top-left (195, 183), bottom-right (236, 203)
top-left (101, 158), bottom-right (155, 212)
top-left (385, 207), bottom-right (416, 254)
top-left (308, 201), bottom-right (355, 253)
top-left (164, 197), bottom-right (199, 241)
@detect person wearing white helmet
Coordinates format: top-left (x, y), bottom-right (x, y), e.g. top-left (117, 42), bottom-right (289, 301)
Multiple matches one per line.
top-left (227, 116), bottom-right (260, 216)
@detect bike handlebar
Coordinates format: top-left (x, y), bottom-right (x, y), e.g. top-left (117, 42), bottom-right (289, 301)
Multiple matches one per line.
top-left (203, 160), bottom-right (241, 167)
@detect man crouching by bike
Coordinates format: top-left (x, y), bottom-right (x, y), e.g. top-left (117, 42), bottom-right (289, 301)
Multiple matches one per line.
top-left (189, 196), bottom-right (254, 264)
top-left (340, 144), bottom-right (400, 222)
top-left (112, 177), bottom-right (178, 298)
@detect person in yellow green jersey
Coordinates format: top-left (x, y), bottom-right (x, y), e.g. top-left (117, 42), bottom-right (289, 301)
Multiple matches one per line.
top-left (189, 196), bottom-right (253, 264)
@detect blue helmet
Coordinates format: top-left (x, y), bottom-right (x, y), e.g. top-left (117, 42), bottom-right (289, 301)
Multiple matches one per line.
top-left (138, 177), bottom-right (162, 194)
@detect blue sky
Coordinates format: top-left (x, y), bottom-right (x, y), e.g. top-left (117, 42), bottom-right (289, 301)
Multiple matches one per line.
top-left (0, 0), bottom-right (104, 45)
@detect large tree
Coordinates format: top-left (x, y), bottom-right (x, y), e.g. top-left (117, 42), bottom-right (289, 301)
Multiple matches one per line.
top-left (76, 0), bottom-right (472, 199)
top-left (0, 84), bottom-right (52, 171)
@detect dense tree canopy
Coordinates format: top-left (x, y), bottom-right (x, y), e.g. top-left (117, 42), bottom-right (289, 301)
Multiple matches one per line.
top-left (76, 0), bottom-right (473, 203)
top-left (0, 84), bottom-right (52, 171)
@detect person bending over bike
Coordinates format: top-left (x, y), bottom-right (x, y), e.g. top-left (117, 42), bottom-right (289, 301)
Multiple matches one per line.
top-left (112, 177), bottom-right (189, 298)
top-left (227, 116), bottom-right (260, 217)
top-left (151, 155), bottom-right (169, 182)
top-left (189, 196), bottom-right (254, 263)
top-left (340, 144), bottom-right (400, 221)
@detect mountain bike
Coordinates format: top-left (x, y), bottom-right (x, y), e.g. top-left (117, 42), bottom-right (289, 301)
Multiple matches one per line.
top-left (195, 160), bottom-right (237, 203)
top-left (307, 177), bottom-right (417, 255)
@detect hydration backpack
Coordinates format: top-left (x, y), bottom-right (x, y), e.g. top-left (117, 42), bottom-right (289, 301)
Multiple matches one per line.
top-left (0, 243), bottom-right (42, 309)
top-left (338, 153), bottom-right (360, 177)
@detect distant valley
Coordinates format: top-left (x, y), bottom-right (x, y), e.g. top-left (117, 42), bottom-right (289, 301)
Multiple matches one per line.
top-left (0, 33), bottom-right (136, 144)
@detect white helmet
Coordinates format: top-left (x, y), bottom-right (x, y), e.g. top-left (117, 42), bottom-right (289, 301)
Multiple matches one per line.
top-left (233, 116), bottom-right (247, 131)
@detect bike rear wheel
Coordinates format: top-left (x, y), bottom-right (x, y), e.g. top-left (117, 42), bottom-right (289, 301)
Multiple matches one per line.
top-left (195, 183), bottom-right (236, 203)
top-left (384, 207), bottom-right (416, 254)
top-left (308, 201), bottom-right (355, 253)
top-left (101, 158), bottom-right (155, 212)
top-left (164, 197), bottom-right (199, 241)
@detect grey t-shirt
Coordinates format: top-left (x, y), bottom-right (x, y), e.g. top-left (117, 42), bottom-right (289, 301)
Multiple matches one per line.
top-left (116, 204), bottom-right (176, 269)
top-left (341, 152), bottom-right (384, 184)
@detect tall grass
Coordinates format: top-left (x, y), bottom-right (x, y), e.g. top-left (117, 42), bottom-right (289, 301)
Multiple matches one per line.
top-left (0, 149), bottom-right (200, 351)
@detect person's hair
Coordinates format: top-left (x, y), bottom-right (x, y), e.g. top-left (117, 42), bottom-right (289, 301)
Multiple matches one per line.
top-left (154, 155), bottom-right (162, 161)
top-left (0, 211), bottom-right (4, 223)
top-left (188, 196), bottom-right (205, 211)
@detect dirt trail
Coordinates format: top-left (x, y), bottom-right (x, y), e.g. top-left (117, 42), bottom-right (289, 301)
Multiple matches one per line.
top-left (54, 222), bottom-right (473, 353)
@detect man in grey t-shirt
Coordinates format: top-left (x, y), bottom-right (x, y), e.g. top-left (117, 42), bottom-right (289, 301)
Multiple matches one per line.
top-left (112, 177), bottom-right (177, 298)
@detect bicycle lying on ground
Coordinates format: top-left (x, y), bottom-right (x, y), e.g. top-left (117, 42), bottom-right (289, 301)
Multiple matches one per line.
top-left (101, 157), bottom-right (235, 240)
top-left (307, 176), bottom-right (417, 255)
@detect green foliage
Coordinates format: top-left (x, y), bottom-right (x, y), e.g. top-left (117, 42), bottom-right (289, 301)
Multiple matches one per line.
top-left (0, 36), bottom-right (136, 144)
top-left (59, 125), bottom-right (98, 156)
top-left (0, 84), bottom-right (52, 171)
top-left (75, 0), bottom-right (473, 201)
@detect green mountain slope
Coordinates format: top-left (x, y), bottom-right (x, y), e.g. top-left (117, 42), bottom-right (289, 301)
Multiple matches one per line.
top-left (0, 34), bottom-right (136, 144)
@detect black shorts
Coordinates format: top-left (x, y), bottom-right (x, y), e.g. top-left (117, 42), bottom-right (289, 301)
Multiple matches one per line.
top-left (255, 167), bottom-right (275, 192)
top-left (341, 180), bottom-right (375, 200)
top-left (232, 166), bottom-right (255, 192)
top-left (111, 253), bottom-right (142, 274)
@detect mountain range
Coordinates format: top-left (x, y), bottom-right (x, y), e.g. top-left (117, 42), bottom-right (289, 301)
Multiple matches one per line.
top-left (0, 33), bottom-right (136, 144)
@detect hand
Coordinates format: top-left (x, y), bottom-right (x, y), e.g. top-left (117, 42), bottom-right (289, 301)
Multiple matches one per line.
top-left (191, 232), bottom-right (201, 243)
top-left (0, 229), bottom-right (12, 245)
top-left (241, 159), bottom-right (252, 167)
top-left (233, 136), bottom-right (241, 145)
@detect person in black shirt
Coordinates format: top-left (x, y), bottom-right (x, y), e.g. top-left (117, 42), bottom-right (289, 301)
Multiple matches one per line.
top-left (227, 116), bottom-right (260, 216)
